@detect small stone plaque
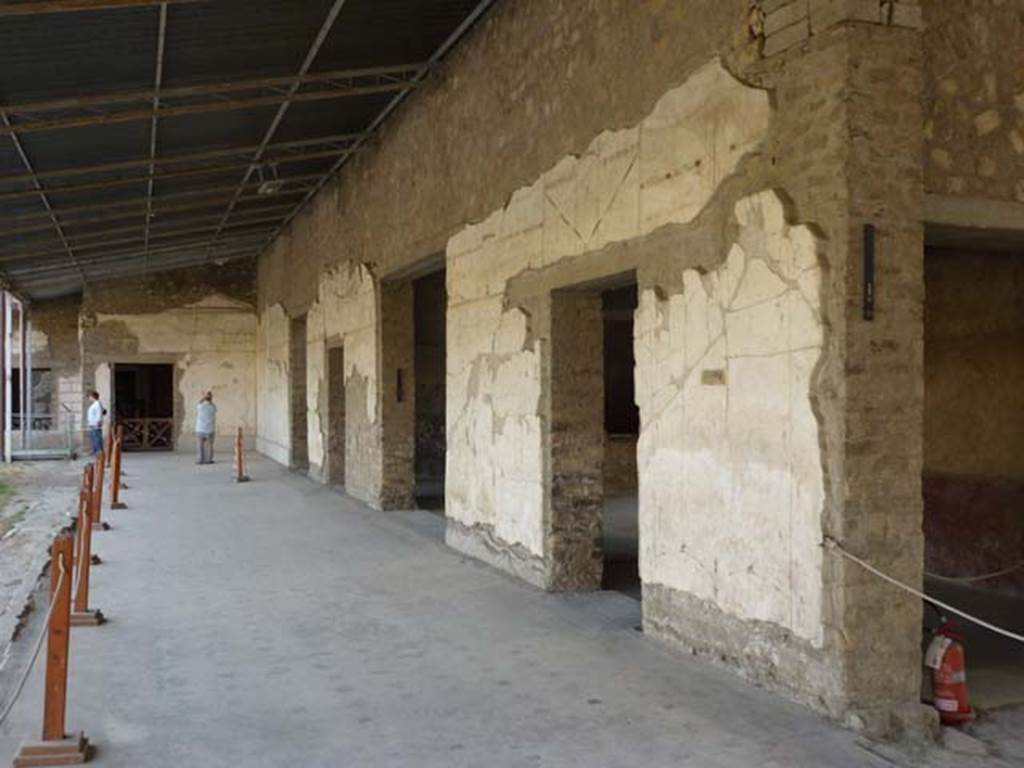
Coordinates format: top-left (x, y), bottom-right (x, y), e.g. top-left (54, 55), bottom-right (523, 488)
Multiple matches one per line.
top-left (701, 369), bottom-right (726, 386)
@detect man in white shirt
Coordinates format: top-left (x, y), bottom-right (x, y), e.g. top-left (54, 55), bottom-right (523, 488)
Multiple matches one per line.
top-left (195, 391), bottom-right (217, 465)
top-left (87, 390), bottom-right (105, 456)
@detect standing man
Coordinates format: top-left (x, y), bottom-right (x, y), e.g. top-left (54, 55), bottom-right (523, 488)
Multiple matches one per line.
top-left (196, 391), bottom-right (217, 465)
top-left (87, 391), bottom-right (105, 457)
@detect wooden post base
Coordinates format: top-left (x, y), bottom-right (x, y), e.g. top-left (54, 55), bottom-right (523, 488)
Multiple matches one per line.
top-left (110, 502), bottom-right (126, 510)
top-left (12, 732), bottom-right (90, 766)
top-left (90, 555), bottom-right (101, 566)
top-left (69, 611), bottom-right (104, 627)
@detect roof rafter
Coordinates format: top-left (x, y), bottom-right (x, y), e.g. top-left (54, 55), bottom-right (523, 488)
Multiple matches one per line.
top-left (0, 64), bottom-right (423, 136)
top-left (0, 0), bottom-right (203, 16)
top-left (0, 112), bottom-right (86, 287)
top-left (257, 0), bottom-right (500, 259)
top-left (0, 173), bottom-right (321, 227)
top-left (1, 183), bottom-right (312, 237)
top-left (205, 0), bottom-right (351, 256)
top-left (0, 133), bottom-right (362, 188)
top-left (143, 2), bottom-right (168, 273)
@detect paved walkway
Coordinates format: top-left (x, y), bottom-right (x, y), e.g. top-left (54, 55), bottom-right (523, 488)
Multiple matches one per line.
top-left (0, 453), bottom-right (1007, 766)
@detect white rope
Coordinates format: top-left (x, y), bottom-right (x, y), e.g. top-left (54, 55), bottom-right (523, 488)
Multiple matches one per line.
top-left (824, 537), bottom-right (1024, 646)
top-left (925, 561), bottom-right (1024, 584)
top-left (0, 555), bottom-right (68, 727)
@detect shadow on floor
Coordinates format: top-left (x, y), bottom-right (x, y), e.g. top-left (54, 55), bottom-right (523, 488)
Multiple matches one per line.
top-left (604, 495), bottom-right (639, 600)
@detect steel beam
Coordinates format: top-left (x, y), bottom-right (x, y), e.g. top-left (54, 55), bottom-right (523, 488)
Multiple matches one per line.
top-left (0, 147), bottom-right (347, 204)
top-left (0, 133), bottom-right (362, 188)
top-left (0, 221), bottom-right (278, 264)
top-left (206, 0), bottom-right (349, 255)
top-left (258, 0), bottom-right (499, 259)
top-left (0, 112), bottom-right (85, 286)
top-left (0, 0), bottom-right (203, 15)
top-left (1, 185), bottom-right (311, 237)
top-left (143, 3), bottom-right (168, 273)
top-left (0, 67), bottom-right (422, 136)
top-left (0, 174), bottom-right (320, 228)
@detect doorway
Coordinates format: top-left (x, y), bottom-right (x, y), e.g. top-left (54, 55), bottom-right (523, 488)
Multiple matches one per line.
top-left (547, 277), bottom-right (639, 597)
top-left (113, 363), bottom-right (174, 451)
top-left (414, 270), bottom-right (446, 512)
top-left (601, 284), bottom-right (640, 598)
top-left (327, 345), bottom-right (346, 487)
top-left (290, 315), bottom-right (309, 471)
top-left (922, 242), bottom-right (1024, 711)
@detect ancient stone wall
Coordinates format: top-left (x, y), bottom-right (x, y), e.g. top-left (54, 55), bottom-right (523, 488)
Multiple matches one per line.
top-left (246, 0), bottom-right (960, 733)
top-left (81, 262), bottom-right (257, 449)
top-left (445, 60), bottom-right (772, 575)
top-left (923, 0), bottom-right (1024, 203)
top-left (27, 296), bottom-right (82, 444)
top-left (924, 247), bottom-right (1024, 595)
top-left (304, 263), bottom-right (380, 505)
top-left (256, 302), bottom-right (291, 464)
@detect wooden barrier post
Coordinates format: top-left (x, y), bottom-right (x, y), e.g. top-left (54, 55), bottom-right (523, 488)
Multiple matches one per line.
top-left (77, 468), bottom-right (101, 567)
top-left (103, 424), bottom-right (112, 462)
top-left (114, 425), bottom-right (127, 483)
top-left (233, 427), bottom-right (249, 483)
top-left (12, 531), bottom-right (91, 766)
top-left (109, 433), bottom-right (125, 510)
top-left (71, 467), bottom-right (104, 628)
top-left (91, 453), bottom-right (110, 531)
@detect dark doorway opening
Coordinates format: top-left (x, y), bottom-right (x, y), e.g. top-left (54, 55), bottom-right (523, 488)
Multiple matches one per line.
top-left (922, 241), bottom-right (1024, 711)
top-left (114, 363), bottom-right (174, 451)
top-left (327, 345), bottom-right (346, 487)
top-left (290, 315), bottom-right (309, 472)
top-left (602, 284), bottom-right (640, 599)
top-left (547, 277), bottom-right (639, 598)
top-left (414, 270), bottom-right (446, 512)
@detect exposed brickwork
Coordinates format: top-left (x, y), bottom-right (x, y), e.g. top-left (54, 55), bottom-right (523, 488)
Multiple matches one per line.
top-left (923, 0), bottom-right (1024, 203)
top-left (547, 291), bottom-right (605, 591)
top-left (379, 281), bottom-right (416, 510)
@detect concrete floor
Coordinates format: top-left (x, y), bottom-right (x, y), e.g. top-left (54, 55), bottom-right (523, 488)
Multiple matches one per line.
top-left (0, 453), bottom-right (1010, 767)
top-left (603, 495), bottom-right (639, 598)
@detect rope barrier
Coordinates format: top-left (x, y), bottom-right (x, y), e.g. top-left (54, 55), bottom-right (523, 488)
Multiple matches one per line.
top-left (824, 537), bottom-right (1024, 645)
top-left (0, 556), bottom-right (67, 728)
top-left (925, 561), bottom-right (1024, 584)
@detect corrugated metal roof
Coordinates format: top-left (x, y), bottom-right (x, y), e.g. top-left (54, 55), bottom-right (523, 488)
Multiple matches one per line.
top-left (0, 0), bottom-right (498, 300)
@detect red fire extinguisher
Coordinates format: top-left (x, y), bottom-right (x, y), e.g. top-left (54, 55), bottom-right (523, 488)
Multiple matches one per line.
top-left (925, 619), bottom-right (974, 725)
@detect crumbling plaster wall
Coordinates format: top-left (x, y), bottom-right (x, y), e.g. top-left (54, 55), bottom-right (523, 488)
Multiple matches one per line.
top-left (256, 303), bottom-right (290, 464)
top-left (81, 262), bottom-right (257, 449)
top-left (447, 57), bottom-right (829, 650)
top-left (304, 263), bottom-right (380, 504)
top-left (640, 191), bottom-right (828, 641)
top-left (445, 59), bottom-right (774, 572)
top-left (28, 296), bottom-right (82, 440)
top-left (250, 0), bottom-right (931, 733)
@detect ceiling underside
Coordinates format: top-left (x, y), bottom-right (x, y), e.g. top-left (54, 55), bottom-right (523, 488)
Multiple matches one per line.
top-left (0, 0), bottom-right (496, 301)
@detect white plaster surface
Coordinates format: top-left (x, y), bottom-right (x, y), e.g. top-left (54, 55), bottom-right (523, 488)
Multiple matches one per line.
top-left (635, 190), bottom-right (826, 646)
top-left (446, 59), bottom-right (772, 558)
top-left (304, 263), bottom-right (379, 497)
top-left (256, 302), bottom-right (290, 464)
